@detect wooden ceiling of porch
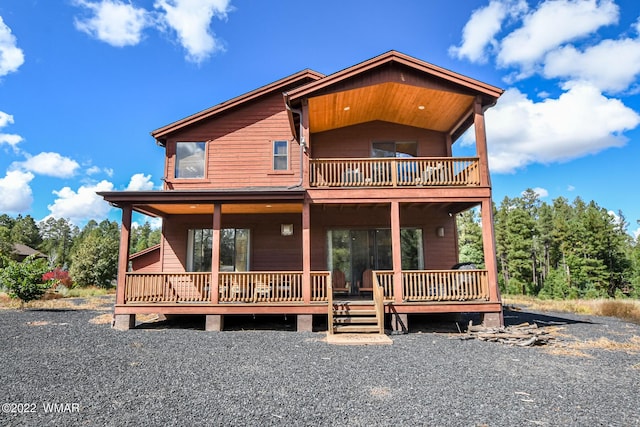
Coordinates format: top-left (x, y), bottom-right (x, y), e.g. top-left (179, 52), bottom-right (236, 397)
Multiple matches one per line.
top-left (307, 82), bottom-right (475, 134)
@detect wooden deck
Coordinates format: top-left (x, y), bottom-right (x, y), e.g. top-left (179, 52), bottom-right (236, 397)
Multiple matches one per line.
top-left (122, 270), bottom-right (489, 305)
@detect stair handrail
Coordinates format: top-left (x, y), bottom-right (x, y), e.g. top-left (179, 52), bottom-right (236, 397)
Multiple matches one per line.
top-left (372, 271), bottom-right (385, 334)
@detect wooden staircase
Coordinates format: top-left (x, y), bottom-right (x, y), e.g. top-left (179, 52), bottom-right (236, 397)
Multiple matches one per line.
top-left (331, 302), bottom-right (382, 334)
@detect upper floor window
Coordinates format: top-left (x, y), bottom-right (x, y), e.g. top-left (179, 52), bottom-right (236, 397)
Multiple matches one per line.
top-left (273, 140), bottom-right (288, 171)
top-left (372, 141), bottom-right (417, 158)
top-left (175, 142), bottom-right (206, 179)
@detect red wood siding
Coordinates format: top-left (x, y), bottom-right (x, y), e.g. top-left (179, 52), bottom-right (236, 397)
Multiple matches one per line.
top-left (309, 204), bottom-right (457, 271)
top-left (161, 214), bottom-right (303, 272)
top-left (130, 247), bottom-right (161, 272)
top-left (310, 121), bottom-right (447, 158)
top-left (160, 205), bottom-right (457, 273)
top-left (163, 93), bottom-right (300, 190)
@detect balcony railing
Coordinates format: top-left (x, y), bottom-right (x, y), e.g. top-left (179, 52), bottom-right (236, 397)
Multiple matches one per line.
top-left (310, 157), bottom-right (479, 188)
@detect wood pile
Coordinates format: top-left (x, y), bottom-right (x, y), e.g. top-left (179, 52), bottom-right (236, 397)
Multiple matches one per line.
top-left (460, 322), bottom-right (554, 346)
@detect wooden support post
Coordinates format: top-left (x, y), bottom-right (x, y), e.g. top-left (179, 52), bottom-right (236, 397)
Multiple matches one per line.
top-left (116, 205), bottom-right (132, 306)
top-left (301, 101), bottom-right (311, 188)
top-left (474, 97), bottom-right (491, 188)
top-left (481, 198), bottom-right (501, 304)
top-left (391, 201), bottom-right (403, 304)
top-left (302, 199), bottom-right (311, 304)
top-left (211, 203), bottom-right (222, 304)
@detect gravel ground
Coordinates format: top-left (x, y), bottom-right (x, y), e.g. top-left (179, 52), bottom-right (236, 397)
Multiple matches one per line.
top-left (0, 299), bottom-right (639, 427)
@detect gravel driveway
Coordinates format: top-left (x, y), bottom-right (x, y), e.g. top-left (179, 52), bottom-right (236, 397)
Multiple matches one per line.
top-left (1, 298), bottom-right (639, 427)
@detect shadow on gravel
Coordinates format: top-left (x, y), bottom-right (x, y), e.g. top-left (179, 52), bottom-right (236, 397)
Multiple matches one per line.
top-left (504, 306), bottom-right (595, 327)
top-left (136, 314), bottom-right (299, 331)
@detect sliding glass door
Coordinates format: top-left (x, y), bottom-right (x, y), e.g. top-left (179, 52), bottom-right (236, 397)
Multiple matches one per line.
top-left (328, 228), bottom-right (423, 294)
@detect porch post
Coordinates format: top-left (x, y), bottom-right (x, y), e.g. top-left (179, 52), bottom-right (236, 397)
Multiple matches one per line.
top-left (211, 203), bottom-right (222, 304)
top-left (390, 201), bottom-right (403, 304)
top-left (116, 204), bottom-right (132, 306)
top-left (474, 97), bottom-right (491, 188)
top-left (302, 198), bottom-right (311, 304)
top-left (301, 100), bottom-right (311, 188)
top-left (481, 198), bottom-right (501, 303)
top-left (113, 204), bottom-right (135, 330)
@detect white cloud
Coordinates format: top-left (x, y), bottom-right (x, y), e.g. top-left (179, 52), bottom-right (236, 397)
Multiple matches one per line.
top-left (47, 180), bottom-right (114, 223)
top-left (126, 173), bottom-right (155, 190)
top-left (0, 170), bottom-right (34, 213)
top-left (567, 185), bottom-right (576, 192)
top-left (154, 0), bottom-right (231, 63)
top-left (498, 0), bottom-right (619, 75)
top-left (529, 187), bottom-right (549, 198)
top-left (74, 0), bottom-right (150, 47)
top-left (86, 165), bottom-right (114, 177)
top-left (0, 111), bottom-right (23, 149)
top-left (13, 152), bottom-right (80, 178)
top-left (449, 0), bottom-right (527, 63)
top-left (484, 83), bottom-right (640, 173)
top-left (0, 16), bottom-right (25, 77)
top-left (544, 36), bottom-right (640, 93)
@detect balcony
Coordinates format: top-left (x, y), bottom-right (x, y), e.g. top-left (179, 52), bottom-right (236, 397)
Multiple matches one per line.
top-left (309, 157), bottom-right (480, 188)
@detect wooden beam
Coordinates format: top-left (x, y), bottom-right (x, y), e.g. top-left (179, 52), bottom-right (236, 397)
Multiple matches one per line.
top-left (391, 201), bottom-right (403, 304)
top-left (116, 205), bottom-right (132, 305)
top-left (211, 203), bottom-right (222, 304)
top-left (474, 97), bottom-right (490, 187)
top-left (481, 198), bottom-right (501, 303)
top-left (302, 198), bottom-right (311, 304)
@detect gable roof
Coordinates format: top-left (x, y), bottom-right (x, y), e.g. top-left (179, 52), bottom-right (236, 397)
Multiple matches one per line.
top-left (151, 69), bottom-right (325, 144)
top-left (285, 50), bottom-right (503, 103)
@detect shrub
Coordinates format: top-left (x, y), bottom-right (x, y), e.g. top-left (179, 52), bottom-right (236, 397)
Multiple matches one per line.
top-left (42, 267), bottom-right (74, 289)
top-left (0, 255), bottom-right (51, 305)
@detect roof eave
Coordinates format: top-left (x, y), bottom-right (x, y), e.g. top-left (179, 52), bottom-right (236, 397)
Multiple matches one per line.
top-left (151, 69), bottom-right (325, 142)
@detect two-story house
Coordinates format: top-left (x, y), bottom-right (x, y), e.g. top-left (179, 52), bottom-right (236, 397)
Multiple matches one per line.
top-left (100, 51), bottom-right (504, 334)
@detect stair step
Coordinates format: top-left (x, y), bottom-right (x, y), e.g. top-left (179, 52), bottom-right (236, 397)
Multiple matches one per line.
top-left (333, 324), bottom-right (381, 333)
top-left (333, 309), bottom-right (377, 316)
top-left (333, 316), bottom-right (378, 324)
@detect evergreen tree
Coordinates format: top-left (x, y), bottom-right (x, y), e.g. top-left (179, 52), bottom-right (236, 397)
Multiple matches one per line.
top-left (39, 217), bottom-right (78, 268)
top-left (69, 220), bottom-right (119, 288)
top-left (457, 209), bottom-right (485, 268)
top-left (10, 215), bottom-right (42, 248)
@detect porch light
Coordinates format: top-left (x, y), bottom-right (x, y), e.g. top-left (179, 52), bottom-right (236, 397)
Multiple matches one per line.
top-left (436, 226), bottom-right (445, 238)
top-left (281, 224), bottom-right (294, 236)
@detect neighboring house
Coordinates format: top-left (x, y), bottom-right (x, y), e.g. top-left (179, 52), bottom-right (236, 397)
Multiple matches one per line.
top-left (100, 51), bottom-right (504, 333)
top-left (12, 243), bottom-right (47, 262)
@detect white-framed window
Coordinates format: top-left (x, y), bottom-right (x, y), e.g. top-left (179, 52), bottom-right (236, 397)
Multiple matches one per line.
top-left (273, 140), bottom-right (289, 170)
top-left (187, 228), bottom-right (250, 272)
top-left (175, 142), bottom-right (206, 179)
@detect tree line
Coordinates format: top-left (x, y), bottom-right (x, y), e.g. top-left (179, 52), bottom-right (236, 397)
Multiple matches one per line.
top-left (458, 189), bottom-right (640, 298)
top-left (0, 214), bottom-right (159, 288)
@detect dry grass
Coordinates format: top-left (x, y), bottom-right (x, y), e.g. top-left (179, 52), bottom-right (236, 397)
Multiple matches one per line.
top-left (504, 296), bottom-right (640, 324)
top-left (0, 292), bottom-right (114, 311)
top-left (571, 336), bottom-right (640, 354)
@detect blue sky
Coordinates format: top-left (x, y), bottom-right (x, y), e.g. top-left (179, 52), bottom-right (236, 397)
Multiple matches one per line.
top-left (0, 0), bottom-right (639, 237)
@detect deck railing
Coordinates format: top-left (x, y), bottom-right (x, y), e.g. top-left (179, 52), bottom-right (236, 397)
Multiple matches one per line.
top-left (310, 157), bottom-right (479, 187)
top-left (373, 271), bottom-right (395, 301)
top-left (124, 272), bottom-right (211, 303)
top-left (122, 270), bottom-right (488, 304)
top-left (124, 271), bottom-right (331, 304)
top-left (402, 270), bottom-right (489, 301)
